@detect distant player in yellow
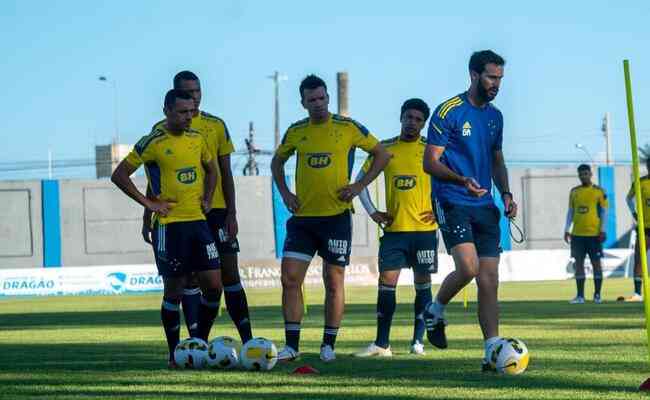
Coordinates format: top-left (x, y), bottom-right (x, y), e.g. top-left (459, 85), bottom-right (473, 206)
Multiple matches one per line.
top-left (564, 164), bottom-right (608, 304)
top-left (111, 89), bottom-right (221, 367)
top-left (624, 156), bottom-right (650, 302)
top-left (271, 75), bottom-right (390, 362)
top-left (353, 99), bottom-right (438, 358)
top-left (144, 71), bottom-right (253, 344)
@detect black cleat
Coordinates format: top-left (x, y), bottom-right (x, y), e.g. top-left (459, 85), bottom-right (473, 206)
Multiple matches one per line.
top-left (481, 359), bottom-right (496, 373)
top-left (423, 309), bottom-right (448, 349)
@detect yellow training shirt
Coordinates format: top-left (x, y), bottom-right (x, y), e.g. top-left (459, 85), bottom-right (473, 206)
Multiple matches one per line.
top-left (276, 114), bottom-right (379, 217)
top-left (152, 111), bottom-right (235, 209)
top-left (362, 136), bottom-right (437, 232)
top-left (569, 184), bottom-right (608, 236)
top-left (126, 126), bottom-right (211, 224)
top-left (628, 176), bottom-right (650, 227)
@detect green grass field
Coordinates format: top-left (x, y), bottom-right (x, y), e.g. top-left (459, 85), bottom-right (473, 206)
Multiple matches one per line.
top-left (1, 278), bottom-right (649, 399)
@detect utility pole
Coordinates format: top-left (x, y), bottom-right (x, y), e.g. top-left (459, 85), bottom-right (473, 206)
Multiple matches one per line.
top-left (243, 122), bottom-right (259, 176)
top-left (267, 71), bottom-right (287, 148)
top-left (337, 72), bottom-right (349, 117)
top-left (602, 112), bottom-right (612, 165)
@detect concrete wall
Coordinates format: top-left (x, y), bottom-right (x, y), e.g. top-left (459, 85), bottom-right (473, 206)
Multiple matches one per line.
top-left (0, 165), bottom-right (640, 269)
top-left (59, 177), bottom-right (153, 266)
top-left (0, 180), bottom-right (42, 268)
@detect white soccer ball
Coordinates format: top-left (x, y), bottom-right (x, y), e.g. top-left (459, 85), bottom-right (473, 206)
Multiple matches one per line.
top-left (173, 337), bottom-right (209, 369)
top-left (206, 336), bottom-right (240, 369)
top-left (490, 337), bottom-right (530, 375)
top-left (240, 337), bottom-right (278, 371)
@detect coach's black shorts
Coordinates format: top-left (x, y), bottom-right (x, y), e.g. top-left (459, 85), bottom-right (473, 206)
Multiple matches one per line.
top-left (206, 208), bottom-right (240, 255)
top-left (379, 231), bottom-right (438, 274)
top-left (152, 220), bottom-right (220, 277)
top-left (438, 203), bottom-right (501, 257)
top-left (283, 210), bottom-right (352, 266)
top-left (570, 235), bottom-right (603, 263)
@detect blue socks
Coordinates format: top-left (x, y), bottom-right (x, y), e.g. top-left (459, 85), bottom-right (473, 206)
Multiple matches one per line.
top-left (375, 283), bottom-right (396, 348)
top-left (224, 282), bottom-right (253, 343)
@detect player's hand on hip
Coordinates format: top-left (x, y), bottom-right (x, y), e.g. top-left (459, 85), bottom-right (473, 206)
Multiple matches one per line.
top-left (201, 199), bottom-right (211, 215)
top-left (147, 199), bottom-right (174, 217)
top-left (370, 211), bottom-right (393, 228)
top-left (564, 232), bottom-right (571, 244)
top-left (282, 192), bottom-right (300, 213)
top-left (599, 232), bottom-right (606, 243)
top-left (225, 210), bottom-right (239, 239)
top-left (463, 177), bottom-right (487, 197)
top-left (337, 182), bottom-right (364, 202)
top-left (419, 210), bottom-right (437, 225)
top-left (141, 224), bottom-right (152, 245)
top-left (502, 193), bottom-right (517, 218)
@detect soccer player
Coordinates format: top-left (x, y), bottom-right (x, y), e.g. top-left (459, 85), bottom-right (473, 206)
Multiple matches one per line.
top-left (624, 157), bottom-right (650, 302)
top-left (271, 75), bottom-right (390, 362)
top-left (353, 98), bottom-right (438, 357)
top-left (143, 71), bottom-right (253, 343)
top-left (564, 164), bottom-right (608, 304)
top-left (112, 89), bottom-right (222, 367)
top-left (422, 50), bottom-right (517, 371)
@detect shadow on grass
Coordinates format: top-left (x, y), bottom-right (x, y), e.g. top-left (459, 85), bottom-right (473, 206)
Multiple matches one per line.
top-left (0, 342), bottom-right (643, 399)
top-left (1, 300), bottom-right (644, 331)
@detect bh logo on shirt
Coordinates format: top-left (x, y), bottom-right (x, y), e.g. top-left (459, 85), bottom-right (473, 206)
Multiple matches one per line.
top-left (462, 121), bottom-right (472, 137)
top-left (393, 175), bottom-right (417, 191)
top-left (176, 167), bottom-right (197, 184)
top-left (307, 153), bottom-right (332, 168)
top-left (577, 206), bottom-right (589, 214)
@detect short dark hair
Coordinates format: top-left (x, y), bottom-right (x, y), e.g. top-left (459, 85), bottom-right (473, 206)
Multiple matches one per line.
top-left (401, 98), bottom-right (430, 121)
top-left (164, 89), bottom-right (193, 109)
top-left (299, 74), bottom-right (327, 98)
top-left (469, 50), bottom-right (506, 74)
top-left (173, 70), bottom-right (199, 89)
top-left (577, 164), bottom-right (591, 173)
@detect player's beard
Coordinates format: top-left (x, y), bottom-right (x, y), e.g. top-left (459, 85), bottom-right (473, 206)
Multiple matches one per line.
top-left (478, 82), bottom-right (497, 103)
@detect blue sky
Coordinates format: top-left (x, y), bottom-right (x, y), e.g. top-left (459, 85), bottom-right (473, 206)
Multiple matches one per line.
top-left (1, 0), bottom-right (649, 178)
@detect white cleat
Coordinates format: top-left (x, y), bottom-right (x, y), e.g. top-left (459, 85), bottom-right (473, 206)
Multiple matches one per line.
top-left (593, 294), bottom-right (602, 304)
top-left (569, 296), bottom-right (585, 304)
top-left (277, 346), bottom-right (300, 362)
top-left (320, 345), bottom-right (336, 362)
top-left (354, 342), bottom-right (393, 358)
top-left (625, 293), bottom-right (644, 302)
top-left (409, 341), bottom-right (426, 356)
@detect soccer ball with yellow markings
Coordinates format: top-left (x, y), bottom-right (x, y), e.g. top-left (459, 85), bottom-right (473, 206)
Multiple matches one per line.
top-left (173, 337), bottom-right (209, 369)
top-left (206, 336), bottom-right (240, 369)
top-left (240, 337), bottom-right (278, 371)
top-left (490, 338), bottom-right (530, 375)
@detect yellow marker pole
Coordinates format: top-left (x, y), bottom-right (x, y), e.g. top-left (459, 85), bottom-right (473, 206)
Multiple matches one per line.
top-left (623, 60), bottom-right (650, 366)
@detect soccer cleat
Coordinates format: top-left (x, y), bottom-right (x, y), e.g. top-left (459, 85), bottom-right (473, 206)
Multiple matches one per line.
top-left (593, 294), bottom-right (602, 304)
top-left (409, 341), bottom-right (426, 356)
top-left (481, 359), bottom-right (497, 373)
top-left (569, 296), bottom-right (585, 304)
top-left (167, 359), bottom-right (179, 370)
top-left (320, 345), bottom-right (336, 362)
top-left (423, 307), bottom-right (448, 349)
top-left (277, 346), bottom-right (300, 362)
top-left (625, 293), bottom-right (643, 302)
top-left (354, 342), bottom-right (393, 358)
